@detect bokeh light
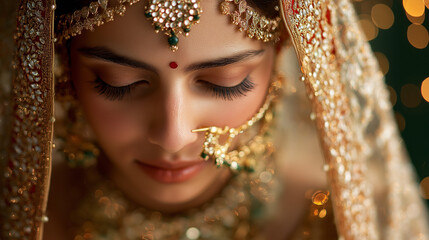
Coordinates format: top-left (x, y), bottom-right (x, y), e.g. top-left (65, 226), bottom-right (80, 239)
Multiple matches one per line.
top-left (406, 11), bottom-right (425, 24)
top-left (420, 177), bottom-right (429, 199)
top-left (394, 112), bottom-right (406, 131)
top-left (384, 0), bottom-right (394, 7)
top-left (354, 0), bottom-right (429, 207)
top-left (421, 77), bottom-right (429, 102)
top-left (371, 4), bottom-right (395, 29)
top-left (374, 52), bottom-right (390, 75)
top-left (359, 14), bottom-right (379, 41)
top-left (407, 24), bottom-right (429, 49)
top-left (401, 83), bottom-right (422, 108)
top-left (387, 85), bottom-right (397, 106)
top-left (403, 0), bottom-right (426, 17)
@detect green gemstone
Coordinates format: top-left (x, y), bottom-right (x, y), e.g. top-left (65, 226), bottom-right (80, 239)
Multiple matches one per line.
top-left (193, 15), bottom-right (200, 20)
top-left (154, 25), bottom-right (161, 30)
top-left (200, 152), bottom-right (208, 159)
top-left (168, 35), bottom-right (179, 46)
top-left (84, 150), bottom-right (95, 159)
top-left (145, 12), bottom-right (152, 18)
top-left (216, 161), bottom-right (220, 168)
top-left (183, 28), bottom-right (191, 33)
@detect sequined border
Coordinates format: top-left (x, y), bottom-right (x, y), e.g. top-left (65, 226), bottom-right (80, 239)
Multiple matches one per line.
top-left (2, 0), bottom-right (55, 239)
top-left (280, 0), bottom-right (428, 239)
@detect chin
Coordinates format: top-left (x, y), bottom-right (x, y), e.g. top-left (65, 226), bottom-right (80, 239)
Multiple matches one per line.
top-left (146, 184), bottom-right (205, 208)
top-left (130, 178), bottom-right (211, 212)
top-left (123, 165), bottom-right (230, 212)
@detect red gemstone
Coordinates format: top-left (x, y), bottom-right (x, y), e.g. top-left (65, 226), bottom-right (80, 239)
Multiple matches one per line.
top-left (326, 8), bottom-right (332, 25)
top-left (169, 62), bottom-right (178, 69)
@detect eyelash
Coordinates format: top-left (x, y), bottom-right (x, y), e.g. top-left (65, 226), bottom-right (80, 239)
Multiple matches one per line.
top-left (93, 77), bottom-right (255, 101)
top-left (93, 77), bottom-right (135, 101)
top-left (203, 77), bottom-right (255, 101)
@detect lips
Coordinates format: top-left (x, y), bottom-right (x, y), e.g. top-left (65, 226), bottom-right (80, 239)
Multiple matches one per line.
top-left (135, 160), bottom-right (208, 183)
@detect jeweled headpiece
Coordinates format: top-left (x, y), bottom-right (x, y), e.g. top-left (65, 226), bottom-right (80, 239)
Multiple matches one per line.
top-left (220, 0), bottom-right (281, 43)
top-left (56, 0), bottom-right (140, 41)
top-left (55, 0), bottom-right (281, 51)
top-left (144, 0), bottom-right (202, 52)
top-left (6, 0), bottom-right (429, 239)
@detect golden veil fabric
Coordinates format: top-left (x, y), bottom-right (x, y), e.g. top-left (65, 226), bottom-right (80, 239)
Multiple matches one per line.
top-left (280, 0), bottom-right (429, 239)
top-left (0, 0), bottom-right (428, 239)
top-left (1, 0), bottom-right (55, 239)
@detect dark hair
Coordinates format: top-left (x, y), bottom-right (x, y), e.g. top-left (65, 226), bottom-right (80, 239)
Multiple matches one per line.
top-left (56, 0), bottom-right (93, 17)
top-left (56, 0), bottom-right (280, 20)
top-left (248, 0), bottom-right (280, 18)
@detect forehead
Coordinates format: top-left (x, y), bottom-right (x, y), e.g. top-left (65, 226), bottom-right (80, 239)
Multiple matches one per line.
top-left (71, 0), bottom-right (263, 64)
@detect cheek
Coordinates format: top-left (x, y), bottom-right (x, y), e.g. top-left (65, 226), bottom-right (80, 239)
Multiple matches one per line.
top-left (217, 86), bottom-right (268, 127)
top-left (203, 56), bottom-right (274, 128)
top-left (86, 101), bottom-right (135, 142)
top-left (72, 72), bottom-right (141, 157)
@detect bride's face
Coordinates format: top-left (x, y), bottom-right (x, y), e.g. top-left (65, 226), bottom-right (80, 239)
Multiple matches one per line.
top-left (70, 0), bottom-right (276, 211)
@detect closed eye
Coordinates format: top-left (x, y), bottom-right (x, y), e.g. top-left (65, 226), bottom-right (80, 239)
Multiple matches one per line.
top-left (92, 77), bottom-right (147, 101)
top-left (201, 76), bottom-right (255, 101)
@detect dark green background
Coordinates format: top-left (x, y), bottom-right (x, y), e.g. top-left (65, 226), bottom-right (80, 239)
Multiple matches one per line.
top-left (356, 1), bottom-right (429, 207)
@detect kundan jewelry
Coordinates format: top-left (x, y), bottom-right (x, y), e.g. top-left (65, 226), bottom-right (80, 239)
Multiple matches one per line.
top-left (55, 0), bottom-right (281, 50)
top-left (192, 75), bottom-right (283, 172)
top-left (220, 0), bottom-right (281, 43)
top-left (144, 0), bottom-right (202, 52)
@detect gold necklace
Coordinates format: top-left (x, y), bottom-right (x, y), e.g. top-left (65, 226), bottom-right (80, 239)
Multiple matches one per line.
top-left (70, 75), bottom-right (284, 239)
top-left (72, 133), bottom-right (280, 240)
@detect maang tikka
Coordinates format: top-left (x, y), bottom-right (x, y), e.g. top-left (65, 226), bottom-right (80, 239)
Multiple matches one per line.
top-left (56, 0), bottom-right (281, 51)
top-left (144, 0), bottom-right (202, 52)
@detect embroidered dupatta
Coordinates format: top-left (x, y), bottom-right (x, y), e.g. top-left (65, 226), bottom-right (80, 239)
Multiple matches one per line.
top-left (1, 0), bottom-right (428, 239)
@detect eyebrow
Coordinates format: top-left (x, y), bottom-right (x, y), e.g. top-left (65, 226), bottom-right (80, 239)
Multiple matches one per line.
top-left (184, 49), bottom-right (265, 71)
top-left (78, 47), bottom-right (264, 72)
top-left (79, 47), bottom-right (158, 72)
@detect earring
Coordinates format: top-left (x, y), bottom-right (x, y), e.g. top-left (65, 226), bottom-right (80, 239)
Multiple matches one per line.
top-left (54, 50), bottom-right (100, 168)
top-left (62, 107), bottom-right (100, 168)
top-left (55, 98), bottom-right (100, 168)
top-left (192, 74), bottom-right (283, 172)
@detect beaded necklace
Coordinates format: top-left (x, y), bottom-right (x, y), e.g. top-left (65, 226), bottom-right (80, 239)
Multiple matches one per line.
top-left (72, 132), bottom-right (281, 240)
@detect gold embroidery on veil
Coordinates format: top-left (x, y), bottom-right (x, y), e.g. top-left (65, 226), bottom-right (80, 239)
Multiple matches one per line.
top-left (281, 0), bottom-right (429, 239)
top-left (1, 0), bottom-right (428, 239)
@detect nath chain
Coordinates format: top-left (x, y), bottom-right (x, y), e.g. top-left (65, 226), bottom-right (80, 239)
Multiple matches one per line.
top-left (192, 75), bottom-right (283, 172)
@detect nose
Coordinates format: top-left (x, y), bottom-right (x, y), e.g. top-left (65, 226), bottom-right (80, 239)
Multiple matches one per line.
top-left (147, 85), bottom-right (198, 154)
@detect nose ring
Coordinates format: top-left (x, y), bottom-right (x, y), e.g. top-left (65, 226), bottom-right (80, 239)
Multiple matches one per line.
top-left (191, 76), bottom-right (283, 172)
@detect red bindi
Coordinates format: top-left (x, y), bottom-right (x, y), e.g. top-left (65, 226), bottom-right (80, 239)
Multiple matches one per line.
top-left (169, 61), bottom-right (178, 69)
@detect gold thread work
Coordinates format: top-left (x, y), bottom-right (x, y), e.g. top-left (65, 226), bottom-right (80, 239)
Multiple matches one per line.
top-left (192, 76), bottom-right (283, 172)
top-left (55, 0), bottom-right (281, 48)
